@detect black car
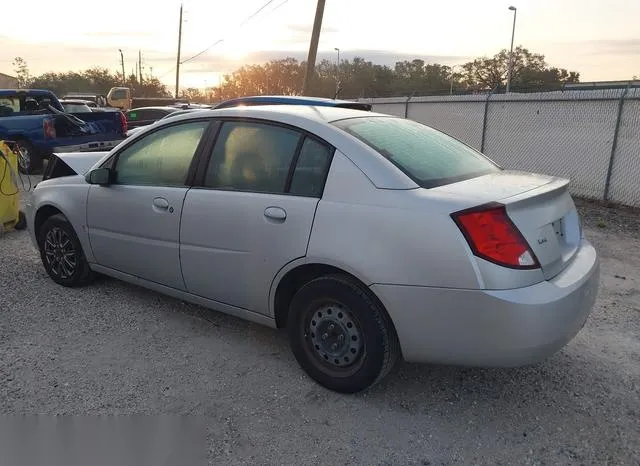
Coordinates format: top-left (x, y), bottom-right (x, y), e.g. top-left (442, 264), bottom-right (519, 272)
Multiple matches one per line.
top-left (125, 106), bottom-right (180, 129)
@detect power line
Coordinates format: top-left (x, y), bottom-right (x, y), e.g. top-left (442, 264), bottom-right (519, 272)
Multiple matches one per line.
top-left (156, 0), bottom-right (290, 81)
top-left (181, 0), bottom-right (280, 65)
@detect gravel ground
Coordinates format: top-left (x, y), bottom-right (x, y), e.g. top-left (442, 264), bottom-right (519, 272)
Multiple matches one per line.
top-left (1, 181), bottom-right (639, 465)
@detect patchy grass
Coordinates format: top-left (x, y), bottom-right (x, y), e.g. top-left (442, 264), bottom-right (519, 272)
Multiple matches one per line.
top-left (574, 197), bottom-right (640, 239)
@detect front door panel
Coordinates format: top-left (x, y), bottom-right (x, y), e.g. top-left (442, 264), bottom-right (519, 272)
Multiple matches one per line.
top-left (87, 185), bottom-right (188, 289)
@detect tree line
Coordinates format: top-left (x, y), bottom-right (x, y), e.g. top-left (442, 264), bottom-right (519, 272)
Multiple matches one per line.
top-left (12, 57), bottom-right (171, 99)
top-left (12, 46), bottom-right (580, 103)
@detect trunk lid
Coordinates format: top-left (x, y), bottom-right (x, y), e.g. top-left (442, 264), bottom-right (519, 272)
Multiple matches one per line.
top-left (436, 170), bottom-right (581, 280)
top-left (54, 151), bottom-right (109, 175)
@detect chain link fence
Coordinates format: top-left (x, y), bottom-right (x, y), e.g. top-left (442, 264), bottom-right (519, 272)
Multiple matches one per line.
top-left (359, 87), bottom-right (640, 208)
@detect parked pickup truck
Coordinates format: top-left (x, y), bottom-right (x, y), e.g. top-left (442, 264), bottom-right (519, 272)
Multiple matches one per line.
top-left (0, 89), bottom-right (127, 173)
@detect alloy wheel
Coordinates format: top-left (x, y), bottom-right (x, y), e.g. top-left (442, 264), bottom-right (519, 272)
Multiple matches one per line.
top-left (43, 227), bottom-right (77, 279)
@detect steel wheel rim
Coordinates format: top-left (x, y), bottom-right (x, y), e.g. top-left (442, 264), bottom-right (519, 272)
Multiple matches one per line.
top-left (43, 227), bottom-right (77, 279)
top-left (305, 302), bottom-right (364, 372)
top-left (17, 146), bottom-right (30, 171)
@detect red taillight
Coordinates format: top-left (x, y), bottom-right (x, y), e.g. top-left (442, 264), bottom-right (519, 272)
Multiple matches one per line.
top-left (43, 118), bottom-right (56, 139)
top-left (452, 203), bottom-right (540, 269)
top-left (119, 111), bottom-right (127, 134)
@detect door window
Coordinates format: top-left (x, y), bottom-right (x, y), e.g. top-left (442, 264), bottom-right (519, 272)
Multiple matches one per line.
top-left (289, 137), bottom-right (333, 197)
top-left (204, 121), bottom-right (301, 193)
top-left (114, 120), bottom-right (209, 187)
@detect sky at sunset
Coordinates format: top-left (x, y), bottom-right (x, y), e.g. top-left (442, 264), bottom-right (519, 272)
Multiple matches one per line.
top-left (1, 0), bottom-right (638, 89)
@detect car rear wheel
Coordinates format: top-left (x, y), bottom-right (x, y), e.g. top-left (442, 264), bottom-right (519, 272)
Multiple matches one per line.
top-left (37, 214), bottom-right (94, 287)
top-left (287, 274), bottom-right (400, 393)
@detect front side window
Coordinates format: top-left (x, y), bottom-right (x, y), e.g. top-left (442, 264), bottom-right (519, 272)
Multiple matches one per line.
top-left (114, 121), bottom-right (209, 187)
top-left (333, 116), bottom-right (500, 188)
top-left (204, 121), bottom-right (301, 193)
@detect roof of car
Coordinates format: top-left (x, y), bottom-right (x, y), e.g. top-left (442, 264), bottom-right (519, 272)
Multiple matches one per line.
top-left (0, 89), bottom-right (56, 97)
top-left (214, 95), bottom-right (372, 110)
top-left (164, 104), bottom-right (384, 127)
top-left (126, 106), bottom-right (179, 112)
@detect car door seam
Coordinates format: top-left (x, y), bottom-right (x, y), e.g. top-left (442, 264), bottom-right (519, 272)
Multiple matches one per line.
top-left (178, 187), bottom-right (190, 291)
top-left (305, 198), bottom-right (321, 256)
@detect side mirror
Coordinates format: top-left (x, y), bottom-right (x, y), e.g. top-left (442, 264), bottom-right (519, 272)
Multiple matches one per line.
top-left (85, 167), bottom-right (111, 185)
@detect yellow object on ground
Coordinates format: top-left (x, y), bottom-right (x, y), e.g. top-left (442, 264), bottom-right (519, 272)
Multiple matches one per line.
top-left (0, 140), bottom-right (25, 233)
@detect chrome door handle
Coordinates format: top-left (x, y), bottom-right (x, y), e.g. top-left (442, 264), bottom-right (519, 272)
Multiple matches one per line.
top-left (153, 197), bottom-right (170, 210)
top-left (264, 206), bottom-right (286, 221)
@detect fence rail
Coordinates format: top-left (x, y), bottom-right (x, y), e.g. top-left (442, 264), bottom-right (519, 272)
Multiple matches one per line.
top-left (358, 87), bottom-right (640, 208)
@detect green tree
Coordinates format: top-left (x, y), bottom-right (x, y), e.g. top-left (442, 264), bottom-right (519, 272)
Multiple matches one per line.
top-left (179, 87), bottom-right (205, 101)
top-left (28, 68), bottom-right (170, 98)
top-left (211, 58), bottom-right (304, 100)
top-left (461, 46), bottom-right (579, 91)
top-left (12, 57), bottom-right (31, 88)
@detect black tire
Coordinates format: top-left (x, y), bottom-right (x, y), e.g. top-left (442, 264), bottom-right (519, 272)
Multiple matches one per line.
top-left (287, 274), bottom-right (400, 394)
top-left (15, 139), bottom-right (43, 175)
top-left (37, 214), bottom-right (94, 287)
top-left (14, 211), bottom-right (26, 230)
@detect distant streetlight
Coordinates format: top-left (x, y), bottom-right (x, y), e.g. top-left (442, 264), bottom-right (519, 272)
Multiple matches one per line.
top-left (449, 64), bottom-right (463, 95)
top-left (505, 5), bottom-right (518, 93)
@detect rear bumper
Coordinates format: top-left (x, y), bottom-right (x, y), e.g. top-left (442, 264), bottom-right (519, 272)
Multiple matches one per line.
top-left (371, 239), bottom-right (600, 366)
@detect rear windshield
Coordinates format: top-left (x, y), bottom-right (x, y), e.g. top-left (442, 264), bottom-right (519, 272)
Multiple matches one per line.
top-left (333, 116), bottom-right (500, 188)
top-left (63, 103), bottom-right (92, 113)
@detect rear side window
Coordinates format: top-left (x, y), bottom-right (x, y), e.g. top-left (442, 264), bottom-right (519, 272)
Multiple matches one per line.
top-left (333, 116), bottom-right (499, 188)
top-left (289, 138), bottom-right (333, 197)
top-left (204, 121), bottom-right (301, 193)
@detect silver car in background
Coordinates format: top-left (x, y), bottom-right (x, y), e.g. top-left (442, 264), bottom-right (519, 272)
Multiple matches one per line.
top-left (25, 105), bottom-right (599, 393)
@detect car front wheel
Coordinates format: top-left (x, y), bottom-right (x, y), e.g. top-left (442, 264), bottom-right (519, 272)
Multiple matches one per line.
top-left (37, 214), bottom-right (94, 287)
top-left (287, 274), bottom-right (400, 394)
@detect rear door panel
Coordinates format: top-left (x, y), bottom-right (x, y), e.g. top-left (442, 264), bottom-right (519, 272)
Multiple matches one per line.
top-left (180, 190), bottom-right (318, 314)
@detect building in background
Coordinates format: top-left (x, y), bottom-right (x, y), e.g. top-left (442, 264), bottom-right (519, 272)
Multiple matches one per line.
top-left (564, 80), bottom-right (640, 90)
top-left (0, 72), bottom-right (19, 88)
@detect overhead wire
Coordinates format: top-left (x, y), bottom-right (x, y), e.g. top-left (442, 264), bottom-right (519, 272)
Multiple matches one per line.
top-left (156, 0), bottom-right (290, 79)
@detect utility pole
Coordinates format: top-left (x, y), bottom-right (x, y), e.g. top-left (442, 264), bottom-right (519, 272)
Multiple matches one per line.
top-left (301, 0), bottom-right (326, 95)
top-left (118, 49), bottom-right (125, 85)
top-left (506, 6), bottom-right (518, 94)
top-left (175, 3), bottom-right (184, 99)
top-left (139, 49), bottom-right (143, 85)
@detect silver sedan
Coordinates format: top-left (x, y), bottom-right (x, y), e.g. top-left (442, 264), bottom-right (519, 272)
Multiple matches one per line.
top-left (25, 105), bottom-right (599, 393)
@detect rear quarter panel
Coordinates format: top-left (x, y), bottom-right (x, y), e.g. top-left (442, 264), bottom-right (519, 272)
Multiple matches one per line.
top-left (306, 150), bottom-right (482, 289)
